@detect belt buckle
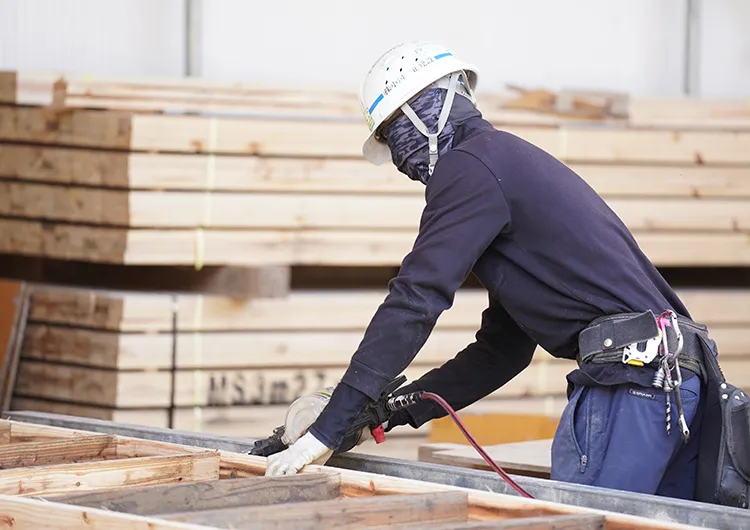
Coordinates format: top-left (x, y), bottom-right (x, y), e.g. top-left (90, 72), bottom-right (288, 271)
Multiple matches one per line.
top-left (622, 334), bottom-right (661, 366)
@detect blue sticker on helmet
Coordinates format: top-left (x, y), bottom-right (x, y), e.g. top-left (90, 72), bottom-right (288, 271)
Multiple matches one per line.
top-left (368, 93), bottom-right (384, 114)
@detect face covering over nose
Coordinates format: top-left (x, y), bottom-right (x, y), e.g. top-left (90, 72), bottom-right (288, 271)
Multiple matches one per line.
top-left (382, 84), bottom-right (482, 184)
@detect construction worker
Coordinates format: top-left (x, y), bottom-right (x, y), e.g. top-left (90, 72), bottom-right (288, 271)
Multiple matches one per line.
top-left (264, 41), bottom-right (726, 502)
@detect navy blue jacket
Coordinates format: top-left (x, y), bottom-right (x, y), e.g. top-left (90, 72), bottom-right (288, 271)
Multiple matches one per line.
top-left (309, 117), bottom-right (689, 450)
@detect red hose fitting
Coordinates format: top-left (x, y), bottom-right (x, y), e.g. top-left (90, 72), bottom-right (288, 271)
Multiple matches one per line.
top-left (370, 424), bottom-right (386, 444)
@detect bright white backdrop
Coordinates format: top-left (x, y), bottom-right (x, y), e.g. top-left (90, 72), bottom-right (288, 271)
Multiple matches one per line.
top-left (0, 0), bottom-right (747, 98)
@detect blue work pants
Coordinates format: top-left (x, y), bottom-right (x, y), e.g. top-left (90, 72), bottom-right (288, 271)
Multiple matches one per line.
top-left (550, 374), bottom-right (703, 499)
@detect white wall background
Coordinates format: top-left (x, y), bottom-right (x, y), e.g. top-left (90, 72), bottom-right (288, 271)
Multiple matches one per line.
top-left (0, 0), bottom-right (747, 98)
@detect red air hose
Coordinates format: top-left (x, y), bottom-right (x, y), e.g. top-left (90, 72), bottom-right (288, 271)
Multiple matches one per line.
top-left (420, 392), bottom-right (535, 499)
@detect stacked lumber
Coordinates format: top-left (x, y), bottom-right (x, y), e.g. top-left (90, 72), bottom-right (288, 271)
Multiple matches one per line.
top-left (0, 70), bottom-right (750, 267)
top-left (0, 417), bottom-right (681, 529)
top-left (8, 283), bottom-right (750, 457)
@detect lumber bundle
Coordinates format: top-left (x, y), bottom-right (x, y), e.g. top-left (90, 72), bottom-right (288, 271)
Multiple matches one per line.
top-left (0, 417), bottom-right (688, 529)
top-left (0, 70), bottom-right (750, 268)
top-left (4, 70), bottom-right (750, 127)
top-left (7, 283), bottom-right (750, 458)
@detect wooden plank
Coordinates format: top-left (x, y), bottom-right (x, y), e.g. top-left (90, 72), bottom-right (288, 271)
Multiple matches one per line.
top-left (219, 452), bottom-right (694, 530)
top-left (21, 324), bottom-right (173, 370)
top-left (26, 285), bottom-right (750, 333)
top-left (3, 420), bottom-right (218, 459)
top-left (113, 435), bottom-right (216, 459)
top-left (14, 352), bottom-right (750, 409)
top-left (376, 514), bottom-right (606, 529)
top-left (2, 71), bottom-right (604, 127)
top-left (25, 285), bottom-right (485, 332)
top-left (14, 360), bottom-right (171, 407)
top-left (2, 106), bottom-right (750, 163)
top-left (0, 71), bottom-right (624, 127)
top-left (0, 451), bottom-right (219, 496)
top-left (0, 493), bottom-right (219, 529)
top-left (19, 325), bottom-right (481, 370)
top-left (172, 362), bottom-right (575, 408)
top-left (0, 434), bottom-right (117, 469)
top-left (8, 70), bottom-right (750, 129)
top-left (41, 473), bottom-right (341, 515)
top-left (10, 359), bottom-right (571, 408)
top-left (3, 179), bottom-right (750, 232)
top-left (20, 323), bottom-right (750, 371)
top-left (160, 491), bottom-right (469, 529)
top-left (628, 96), bottom-right (750, 130)
top-left (6, 417), bottom-right (91, 442)
top-left (4, 144), bottom-right (750, 198)
top-left (3, 217), bottom-right (750, 267)
top-left (421, 440), bottom-right (553, 478)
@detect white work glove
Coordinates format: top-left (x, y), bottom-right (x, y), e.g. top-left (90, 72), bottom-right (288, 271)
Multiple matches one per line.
top-left (265, 431), bottom-right (333, 477)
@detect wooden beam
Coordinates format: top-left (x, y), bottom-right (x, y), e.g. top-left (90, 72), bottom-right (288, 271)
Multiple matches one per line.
top-left (3, 144), bottom-right (750, 197)
top-left (41, 473), bottom-right (341, 516)
top-left (19, 324), bottom-right (481, 370)
top-left (1, 106), bottom-right (749, 163)
top-left (7, 417), bottom-right (96, 441)
top-left (0, 434), bottom-right (116, 469)
top-left (3, 179), bottom-right (750, 232)
top-left (25, 285), bottom-right (750, 333)
top-left (7, 70), bottom-right (750, 128)
top-left (373, 514), bottom-right (606, 529)
top-left (15, 355), bottom-right (750, 409)
top-left (1, 71), bottom-right (605, 126)
top-left (0, 255), bottom-right (289, 300)
top-left (20, 323), bottom-right (750, 372)
top-left (3, 217), bottom-right (750, 267)
top-left (0, 451), bottom-right (219, 496)
top-left (10, 359), bottom-right (571, 408)
top-left (160, 491), bottom-right (469, 529)
top-left (13, 360), bottom-right (171, 407)
top-left (0, 493), bottom-right (220, 529)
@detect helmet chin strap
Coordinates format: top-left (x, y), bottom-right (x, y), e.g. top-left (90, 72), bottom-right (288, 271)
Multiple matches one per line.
top-left (399, 71), bottom-right (462, 176)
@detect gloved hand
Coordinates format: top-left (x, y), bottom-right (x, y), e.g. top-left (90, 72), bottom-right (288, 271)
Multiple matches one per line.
top-left (265, 431), bottom-right (333, 476)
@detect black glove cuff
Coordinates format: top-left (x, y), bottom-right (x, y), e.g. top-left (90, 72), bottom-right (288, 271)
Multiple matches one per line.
top-left (309, 381), bottom-right (371, 451)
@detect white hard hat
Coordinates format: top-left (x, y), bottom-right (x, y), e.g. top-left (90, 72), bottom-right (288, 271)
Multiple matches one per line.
top-left (358, 41), bottom-right (480, 166)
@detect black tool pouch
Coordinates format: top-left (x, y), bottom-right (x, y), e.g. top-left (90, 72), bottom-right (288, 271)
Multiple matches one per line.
top-left (695, 334), bottom-right (750, 508)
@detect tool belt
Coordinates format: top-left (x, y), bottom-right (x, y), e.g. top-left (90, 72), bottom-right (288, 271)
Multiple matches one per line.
top-left (577, 309), bottom-right (750, 509)
top-left (577, 309), bottom-right (707, 382)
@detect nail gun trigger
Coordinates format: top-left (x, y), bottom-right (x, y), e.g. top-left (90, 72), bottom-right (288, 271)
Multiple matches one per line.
top-left (248, 425), bottom-right (288, 457)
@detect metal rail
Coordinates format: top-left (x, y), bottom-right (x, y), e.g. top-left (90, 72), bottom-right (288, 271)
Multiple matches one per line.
top-left (5, 410), bottom-right (748, 530)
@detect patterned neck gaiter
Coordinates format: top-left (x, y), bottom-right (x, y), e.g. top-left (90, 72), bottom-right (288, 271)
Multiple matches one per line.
top-left (382, 87), bottom-right (482, 184)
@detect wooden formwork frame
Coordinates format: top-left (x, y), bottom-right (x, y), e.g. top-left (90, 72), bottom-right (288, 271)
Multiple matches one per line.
top-left (0, 417), bottom-right (701, 529)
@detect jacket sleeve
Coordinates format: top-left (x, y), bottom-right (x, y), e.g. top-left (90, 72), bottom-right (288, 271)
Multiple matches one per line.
top-left (386, 294), bottom-right (537, 430)
top-left (309, 150), bottom-right (512, 449)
